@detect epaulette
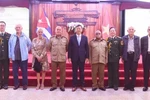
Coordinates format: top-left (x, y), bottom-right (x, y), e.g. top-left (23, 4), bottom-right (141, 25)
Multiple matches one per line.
top-left (117, 36), bottom-right (121, 38)
top-left (49, 35), bottom-right (55, 40)
top-left (102, 38), bottom-right (106, 41)
top-left (50, 35), bottom-right (55, 38)
top-left (89, 38), bottom-right (96, 43)
top-left (61, 36), bottom-right (67, 39)
top-left (105, 38), bottom-right (108, 41)
top-left (106, 37), bottom-right (110, 41)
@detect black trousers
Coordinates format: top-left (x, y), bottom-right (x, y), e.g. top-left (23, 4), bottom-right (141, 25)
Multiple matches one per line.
top-left (108, 61), bottom-right (119, 87)
top-left (0, 59), bottom-right (10, 86)
top-left (72, 59), bottom-right (85, 87)
top-left (143, 53), bottom-right (150, 88)
top-left (124, 53), bottom-right (138, 89)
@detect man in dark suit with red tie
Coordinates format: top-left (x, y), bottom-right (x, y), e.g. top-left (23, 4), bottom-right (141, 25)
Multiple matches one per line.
top-left (0, 21), bottom-right (11, 89)
top-left (68, 25), bottom-right (89, 92)
top-left (141, 26), bottom-right (150, 91)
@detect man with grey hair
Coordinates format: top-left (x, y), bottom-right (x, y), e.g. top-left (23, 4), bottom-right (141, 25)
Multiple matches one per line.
top-left (48, 26), bottom-right (68, 91)
top-left (89, 30), bottom-right (108, 91)
top-left (122, 26), bottom-right (140, 91)
top-left (9, 24), bottom-right (31, 90)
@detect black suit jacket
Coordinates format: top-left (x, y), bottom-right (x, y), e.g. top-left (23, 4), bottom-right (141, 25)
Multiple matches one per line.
top-left (122, 35), bottom-right (140, 62)
top-left (141, 35), bottom-right (148, 66)
top-left (68, 34), bottom-right (89, 62)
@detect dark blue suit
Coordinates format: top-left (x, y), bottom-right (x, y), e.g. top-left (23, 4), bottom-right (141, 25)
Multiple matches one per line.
top-left (141, 35), bottom-right (150, 88)
top-left (122, 35), bottom-right (140, 89)
top-left (68, 34), bottom-right (89, 87)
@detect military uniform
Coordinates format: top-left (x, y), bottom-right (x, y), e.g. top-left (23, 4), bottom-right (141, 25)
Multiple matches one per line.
top-left (0, 32), bottom-right (11, 88)
top-left (49, 35), bottom-right (68, 88)
top-left (89, 38), bottom-right (108, 89)
top-left (107, 36), bottom-right (123, 89)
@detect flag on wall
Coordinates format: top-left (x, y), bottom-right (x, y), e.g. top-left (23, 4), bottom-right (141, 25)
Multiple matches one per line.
top-left (101, 4), bottom-right (113, 39)
top-left (37, 9), bottom-right (52, 39)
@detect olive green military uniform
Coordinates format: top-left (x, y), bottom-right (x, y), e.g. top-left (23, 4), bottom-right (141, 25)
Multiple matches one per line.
top-left (107, 36), bottom-right (123, 88)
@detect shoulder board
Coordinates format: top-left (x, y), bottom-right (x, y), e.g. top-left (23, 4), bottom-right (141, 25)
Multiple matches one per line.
top-left (89, 38), bottom-right (95, 42)
top-left (116, 36), bottom-right (121, 38)
top-left (102, 39), bottom-right (106, 41)
top-left (50, 35), bottom-right (55, 38)
top-left (92, 38), bottom-right (96, 41)
top-left (106, 37), bottom-right (111, 41)
top-left (61, 36), bottom-right (67, 39)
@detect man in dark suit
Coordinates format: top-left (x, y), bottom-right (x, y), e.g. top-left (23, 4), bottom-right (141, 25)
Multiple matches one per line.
top-left (68, 25), bottom-right (89, 92)
top-left (141, 26), bottom-right (150, 91)
top-left (0, 21), bottom-right (11, 89)
top-left (107, 27), bottom-right (123, 91)
top-left (122, 26), bottom-right (140, 91)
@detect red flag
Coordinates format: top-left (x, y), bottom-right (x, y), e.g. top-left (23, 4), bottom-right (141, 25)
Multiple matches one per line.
top-left (101, 4), bottom-right (113, 39)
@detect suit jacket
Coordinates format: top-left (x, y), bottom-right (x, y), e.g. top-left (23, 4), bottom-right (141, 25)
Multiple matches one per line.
top-left (141, 35), bottom-right (148, 66)
top-left (0, 32), bottom-right (11, 60)
top-left (122, 35), bottom-right (140, 62)
top-left (68, 34), bottom-right (89, 62)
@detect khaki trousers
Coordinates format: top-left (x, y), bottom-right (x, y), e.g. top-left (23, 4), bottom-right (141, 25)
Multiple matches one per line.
top-left (51, 61), bottom-right (66, 88)
top-left (92, 63), bottom-right (105, 88)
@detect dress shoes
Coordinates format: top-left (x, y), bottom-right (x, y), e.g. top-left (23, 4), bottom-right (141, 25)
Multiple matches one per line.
top-left (72, 87), bottom-right (77, 92)
top-left (80, 87), bottom-right (87, 91)
top-left (130, 88), bottom-right (135, 91)
top-left (13, 85), bottom-right (20, 90)
top-left (123, 87), bottom-right (129, 91)
top-left (23, 85), bottom-right (27, 90)
top-left (0, 85), bottom-right (3, 89)
top-left (3, 85), bottom-right (8, 90)
top-left (106, 86), bottom-right (113, 89)
top-left (60, 87), bottom-right (65, 91)
top-left (50, 87), bottom-right (57, 91)
top-left (114, 87), bottom-right (118, 91)
top-left (99, 87), bottom-right (106, 91)
top-left (143, 87), bottom-right (148, 91)
top-left (92, 87), bottom-right (97, 91)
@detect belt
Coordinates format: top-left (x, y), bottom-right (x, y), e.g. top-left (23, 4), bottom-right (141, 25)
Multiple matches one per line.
top-left (128, 51), bottom-right (134, 54)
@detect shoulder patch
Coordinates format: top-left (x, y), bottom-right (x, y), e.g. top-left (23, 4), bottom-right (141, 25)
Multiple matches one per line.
top-left (102, 39), bottom-right (106, 41)
top-left (120, 40), bottom-right (123, 45)
top-left (106, 38), bottom-right (109, 41)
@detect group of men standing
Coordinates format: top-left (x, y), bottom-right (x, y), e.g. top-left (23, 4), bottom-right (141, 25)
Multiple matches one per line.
top-left (0, 20), bottom-right (150, 92)
top-left (48, 24), bottom-right (150, 92)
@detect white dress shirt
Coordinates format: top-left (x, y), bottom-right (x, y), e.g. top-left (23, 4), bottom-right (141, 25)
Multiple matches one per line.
top-left (127, 35), bottom-right (134, 52)
top-left (76, 34), bottom-right (81, 46)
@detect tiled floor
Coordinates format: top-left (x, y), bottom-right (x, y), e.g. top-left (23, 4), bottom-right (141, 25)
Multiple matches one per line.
top-left (0, 87), bottom-right (150, 100)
